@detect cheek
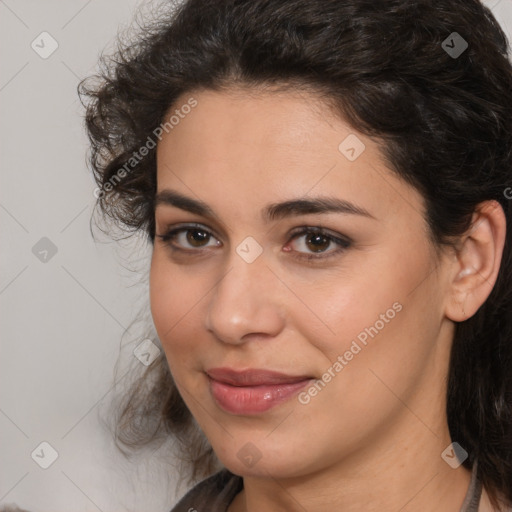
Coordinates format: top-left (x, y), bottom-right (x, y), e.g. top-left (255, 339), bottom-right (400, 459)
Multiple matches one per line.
top-left (149, 252), bottom-right (200, 366)
top-left (284, 263), bottom-right (440, 454)
top-left (289, 269), bottom-right (403, 364)
top-left (298, 242), bottom-right (435, 382)
top-left (149, 253), bottom-right (172, 335)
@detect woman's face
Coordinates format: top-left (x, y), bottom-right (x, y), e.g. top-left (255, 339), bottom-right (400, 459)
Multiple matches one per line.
top-left (150, 88), bottom-right (455, 478)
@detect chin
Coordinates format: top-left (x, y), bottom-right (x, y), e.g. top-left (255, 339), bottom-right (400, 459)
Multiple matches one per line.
top-left (213, 438), bottom-right (315, 479)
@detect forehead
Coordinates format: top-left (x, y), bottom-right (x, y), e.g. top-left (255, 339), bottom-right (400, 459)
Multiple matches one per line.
top-left (155, 88), bottom-right (426, 225)
top-left (157, 87), bottom-right (342, 161)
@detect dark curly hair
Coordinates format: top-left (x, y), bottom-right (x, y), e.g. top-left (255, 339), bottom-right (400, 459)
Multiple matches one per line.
top-left (79, 0), bottom-right (512, 507)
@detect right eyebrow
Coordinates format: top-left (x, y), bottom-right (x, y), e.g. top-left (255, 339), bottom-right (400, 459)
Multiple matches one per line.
top-left (154, 189), bottom-right (216, 218)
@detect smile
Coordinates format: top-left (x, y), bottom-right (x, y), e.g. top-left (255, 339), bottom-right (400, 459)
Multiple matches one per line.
top-left (205, 368), bottom-right (315, 414)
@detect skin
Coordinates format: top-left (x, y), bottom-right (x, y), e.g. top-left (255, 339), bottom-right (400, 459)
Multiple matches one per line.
top-left (149, 87), bottom-right (506, 511)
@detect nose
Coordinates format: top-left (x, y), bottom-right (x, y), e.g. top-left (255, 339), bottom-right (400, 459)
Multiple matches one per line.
top-left (204, 250), bottom-right (286, 345)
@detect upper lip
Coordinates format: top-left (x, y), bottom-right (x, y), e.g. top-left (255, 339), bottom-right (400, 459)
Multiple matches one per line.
top-left (206, 367), bottom-right (313, 386)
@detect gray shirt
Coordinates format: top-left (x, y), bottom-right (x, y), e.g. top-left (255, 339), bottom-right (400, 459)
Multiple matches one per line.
top-left (170, 460), bottom-right (491, 511)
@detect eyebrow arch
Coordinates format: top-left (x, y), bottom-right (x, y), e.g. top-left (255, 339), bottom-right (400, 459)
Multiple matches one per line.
top-left (154, 189), bottom-right (376, 221)
top-left (264, 197), bottom-right (375, 221)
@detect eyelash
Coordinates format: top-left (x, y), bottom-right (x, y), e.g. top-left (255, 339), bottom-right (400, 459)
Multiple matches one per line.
top-left (155, 223), bottom-right (352, 262)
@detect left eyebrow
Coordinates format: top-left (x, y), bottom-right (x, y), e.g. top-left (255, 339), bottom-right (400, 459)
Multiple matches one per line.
top-left (263, 197), bottom-right (376, 222)
top-left (154, 189), bottom-right (376, 221)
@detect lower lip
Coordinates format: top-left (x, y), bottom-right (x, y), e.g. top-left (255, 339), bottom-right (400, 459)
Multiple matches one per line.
top-left (208, 376), bottom-right (313, 415)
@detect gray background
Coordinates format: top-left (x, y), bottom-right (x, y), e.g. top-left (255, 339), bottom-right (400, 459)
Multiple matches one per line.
top-left (1, 1), bottom-right (511, 511)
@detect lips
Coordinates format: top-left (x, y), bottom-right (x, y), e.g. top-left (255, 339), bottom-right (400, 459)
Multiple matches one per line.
top-left (205, 367), bottom-right (312, 386)
top-left (205, 367), bottom-right (314, 414)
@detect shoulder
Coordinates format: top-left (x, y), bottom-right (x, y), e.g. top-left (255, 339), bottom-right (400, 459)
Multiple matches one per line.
top-left (169, 469), bottom-right (243, 512)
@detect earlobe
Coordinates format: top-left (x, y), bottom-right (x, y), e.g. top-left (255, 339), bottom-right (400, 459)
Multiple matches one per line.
top-left (444, 200), bottom-right (506, 323)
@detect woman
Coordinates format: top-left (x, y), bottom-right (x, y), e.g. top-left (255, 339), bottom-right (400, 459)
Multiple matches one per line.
top-left (79, 0), bottom-right (512, 510)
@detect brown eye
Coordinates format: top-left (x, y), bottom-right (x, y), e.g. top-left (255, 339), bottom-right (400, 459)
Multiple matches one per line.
top-left (155, 224), bottom-right (221, 251)
top-left (304, 233), bottom-right (331, 253)
top-left (286, 227), bottom-right (352, 261)
top-left (186, 229), bottom-right (211, 247)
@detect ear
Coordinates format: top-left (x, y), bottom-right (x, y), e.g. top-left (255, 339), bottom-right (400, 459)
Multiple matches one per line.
top-left (444, 200), bottom-right (507, 322)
